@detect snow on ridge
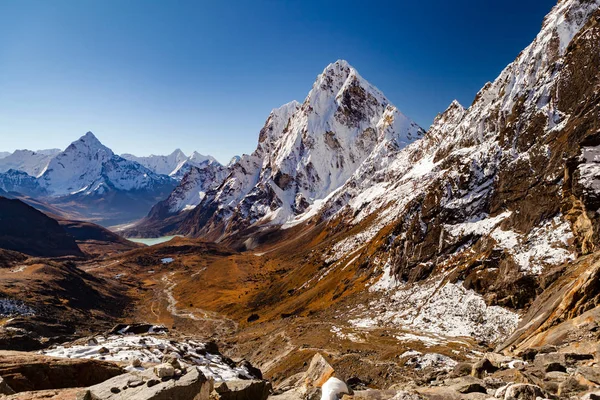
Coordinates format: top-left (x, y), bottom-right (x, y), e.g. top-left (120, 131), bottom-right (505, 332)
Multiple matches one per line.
top-left (43, 334), bottom-right (253, 382)
top-left (491, 216), bottom-right (575, 275)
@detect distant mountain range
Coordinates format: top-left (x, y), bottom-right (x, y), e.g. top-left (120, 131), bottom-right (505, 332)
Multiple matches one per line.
top-left (0, 133), bottom-right (225, 226)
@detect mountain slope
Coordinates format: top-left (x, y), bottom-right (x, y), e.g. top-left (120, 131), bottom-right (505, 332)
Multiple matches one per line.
top-left (0, 197), bottom-right (83, 257)
top-left (273, 0), bottom-right (600, 343)
top-left (0, 149), bottom-right (60, 177)
top-left (0, 170), bottom-right (47, 197)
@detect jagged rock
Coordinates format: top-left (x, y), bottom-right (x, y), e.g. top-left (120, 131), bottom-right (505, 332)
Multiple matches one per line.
top-left (471, 359), bottom-right (497, 378)
top-left (212, 379), bottom-right (271, 400)
top-left (81, 366), bottom-right (212, 400)
top-left (153, 363), bottom-right (175, 379)
top-left (0, 375), bottom-right (15, 395)
top-left (303, 354), bottom-right (335, 388)
top-left (451, 362), bottom-right (473, 377)
top-left (236, 360), bottom-right (263, 380)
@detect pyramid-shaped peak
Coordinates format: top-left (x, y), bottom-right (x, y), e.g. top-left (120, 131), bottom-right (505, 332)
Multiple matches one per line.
top-left (170, 149), bottom-right (186, 157)
top-left (323, 59), bottom-right (353, 72)
top-left (66, 132), bottom-right (113, 156)
top-left (82, 131), bottom-right (99, 141)
top-left (448, 100), bottom-right (465, 110)
top-left (77, 131), bottom-right (106, 148)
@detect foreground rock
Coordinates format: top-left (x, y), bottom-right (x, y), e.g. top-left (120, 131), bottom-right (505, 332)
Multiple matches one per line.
top-left (77, 366), bottom-right (212, 400)
top-left (213, 379), bottom-right (271, 400)
top-left (272, 353), bottom-right (350, 400)
top-left (0, 350), bottom-right (123, 392)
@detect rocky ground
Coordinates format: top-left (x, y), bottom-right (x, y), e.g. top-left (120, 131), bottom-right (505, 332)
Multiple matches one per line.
top-left (0, 234), bottom-right (598, 399)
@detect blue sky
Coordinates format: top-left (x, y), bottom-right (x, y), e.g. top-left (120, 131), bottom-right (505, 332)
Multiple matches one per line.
top-left (0, 0), bottom-right (557, 163)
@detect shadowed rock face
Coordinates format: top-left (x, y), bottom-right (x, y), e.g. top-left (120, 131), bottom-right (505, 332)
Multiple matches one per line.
top-left (0, 197), bottom-right (83, 257)
top-left (0, 350), bottom-right (124, 392)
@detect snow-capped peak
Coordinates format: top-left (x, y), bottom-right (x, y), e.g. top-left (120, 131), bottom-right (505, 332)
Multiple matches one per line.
top-left (172, 60), bottom-right (424, 237)
top-left (39, 132), bottom-right (175, 196)
top-left (65, 131), bottom-right (114, 157)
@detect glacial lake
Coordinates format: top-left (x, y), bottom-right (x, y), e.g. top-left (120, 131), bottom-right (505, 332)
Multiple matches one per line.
top-left (128, 235), bottom-right (183, 246)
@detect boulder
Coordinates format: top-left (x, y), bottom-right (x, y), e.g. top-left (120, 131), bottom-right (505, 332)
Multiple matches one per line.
top-left (499, 383), bottom-right (545, 400)
top-left (303, 354), bottom-right (335, 388)
top-left (451, 362), bottom-right (473, 377)
top-left (544, 371), bottom-right (569, 381)
top-left (153, 363), bottom-right (175, 379)
top-left (471, 358), bottom-right (497, 378)
top-left (0, 350), bottom-right (124, 392)
top-left (455, 382), bottom-right (486, 394)
top-left (80, 366), bottom-right (212, 400)
top-left (130, 358), bottom-right (142, 368)
top-left (212, 379), bottom-right (271, 400)
top-left (578, 366), bottom-right (600, 385)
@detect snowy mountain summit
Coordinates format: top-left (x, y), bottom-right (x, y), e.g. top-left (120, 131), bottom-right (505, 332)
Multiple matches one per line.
top-left (139, 60), bottom-right (424, 238)
top-left (122, 149), bottom-right (219, 180)
top-left (39, 132), bottom-right (174, 196)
